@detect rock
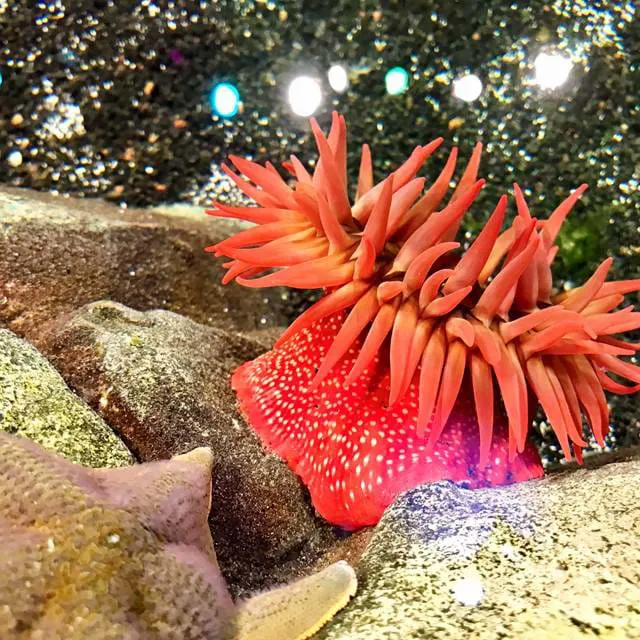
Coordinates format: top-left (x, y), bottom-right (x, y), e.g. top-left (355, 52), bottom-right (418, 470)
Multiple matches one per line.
top-left (37, 300), bottom-right (338, 595)
top-left (0, 329), bottom-right (132, 467)
top-left (0, 187), bottom-right (291, 345)
top-left (318, 455), bottom-right (640, 639)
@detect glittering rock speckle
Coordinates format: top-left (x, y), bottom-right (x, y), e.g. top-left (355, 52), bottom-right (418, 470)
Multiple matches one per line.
top-left (317, 452), bottom-right (640, 639)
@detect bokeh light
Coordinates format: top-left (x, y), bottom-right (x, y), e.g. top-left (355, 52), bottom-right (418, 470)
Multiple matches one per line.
top-left (328, 64), bottom-right (348, 93)
top-left (453, 74), bottom-right (483, 102)
top-left (385, 67), bottom-right (409, 95)
top-left (452, 577), bottom-right (484, 606)
top-left (209, 82), bottom-right (241, 118)
top-left (288, 76), bottom-right (322, 117)
top-left (534, 52), bottom-right (573, 89)
top-left (7, 150), bottom-right (23, 168)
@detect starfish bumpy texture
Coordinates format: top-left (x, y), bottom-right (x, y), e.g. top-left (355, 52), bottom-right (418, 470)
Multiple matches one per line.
top-left (0, 433), bottom-right (356, 640)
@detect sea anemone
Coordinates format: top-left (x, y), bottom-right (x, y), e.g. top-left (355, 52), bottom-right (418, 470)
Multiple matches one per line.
top-left (207, 112), bottom-right (640, 529)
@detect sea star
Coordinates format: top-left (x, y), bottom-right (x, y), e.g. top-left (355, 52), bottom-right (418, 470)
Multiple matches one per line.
top-left (0, 433), bottom-right (356, 639)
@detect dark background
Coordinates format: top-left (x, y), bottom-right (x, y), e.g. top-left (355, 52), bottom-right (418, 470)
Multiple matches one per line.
top-left (1, 1), bottom-right (638, 278)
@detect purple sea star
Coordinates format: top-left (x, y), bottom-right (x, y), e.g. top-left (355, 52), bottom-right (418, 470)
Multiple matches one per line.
top-left (0, 433), bottom-right (356, 639)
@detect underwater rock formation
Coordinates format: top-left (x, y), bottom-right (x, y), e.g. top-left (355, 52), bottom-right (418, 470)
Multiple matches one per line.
top-left (317, 453), bottom-right (640, 639)
top-left (0, 186), bottom-right (289, 345)
top-left (0, 328), bottom-right (132, 467)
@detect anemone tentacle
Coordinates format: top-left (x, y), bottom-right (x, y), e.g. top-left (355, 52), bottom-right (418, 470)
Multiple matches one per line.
top-left (208, 112), bottom-right (640, 527)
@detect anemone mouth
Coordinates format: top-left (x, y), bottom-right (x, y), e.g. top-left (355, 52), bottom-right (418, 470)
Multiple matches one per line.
top-left (209, 111), bottom-right (640, 472)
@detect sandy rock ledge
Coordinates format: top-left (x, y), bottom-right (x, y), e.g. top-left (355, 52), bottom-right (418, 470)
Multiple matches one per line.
top-left (318, 455), bottom-right (640, 639)
top-left (0, 186), bottom-right (291, 343)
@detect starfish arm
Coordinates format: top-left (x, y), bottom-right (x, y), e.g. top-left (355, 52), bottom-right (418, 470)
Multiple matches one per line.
top-left (235, 561), bottom-right (357, 640)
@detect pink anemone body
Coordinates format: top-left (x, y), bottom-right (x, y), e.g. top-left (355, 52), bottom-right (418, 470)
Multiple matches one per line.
top-left (233, 312), bottom-right (543, 528)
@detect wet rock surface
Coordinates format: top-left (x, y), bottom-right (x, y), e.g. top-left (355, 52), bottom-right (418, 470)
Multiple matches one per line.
top-left (37, 300), bottom-right (338, 595)
top-left (318, 454), bottom-right (640, 639)
top-left (1, 187), bottom-right (639, 638)
top-left (0, 187), bottom-right (290, 344)
top-left (0, 328), bottom-right (132, 468)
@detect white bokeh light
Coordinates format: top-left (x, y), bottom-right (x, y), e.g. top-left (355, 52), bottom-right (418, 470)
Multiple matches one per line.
top-left (328, 64), bottom-right (348, 92)
top-left (534, 52), bottom-right (573, 89)
top-left (452, 577), bottom-right (484, 606)
top-left (7, 150), bottom-right (22, 168)
top-left (288, 76), bottom-right (322, 117)
top-left (453, 74), bottom-right (483, 102)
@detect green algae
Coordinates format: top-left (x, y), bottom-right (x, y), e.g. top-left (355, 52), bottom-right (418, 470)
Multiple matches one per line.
top-left (0, 329), bottom-right (133, 467)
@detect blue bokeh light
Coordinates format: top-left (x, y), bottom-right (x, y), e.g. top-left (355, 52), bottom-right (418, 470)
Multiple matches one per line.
top-left (385, 67), bottom-right (409, 95)
top-left (209, 82), bottom-right (241, 118)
